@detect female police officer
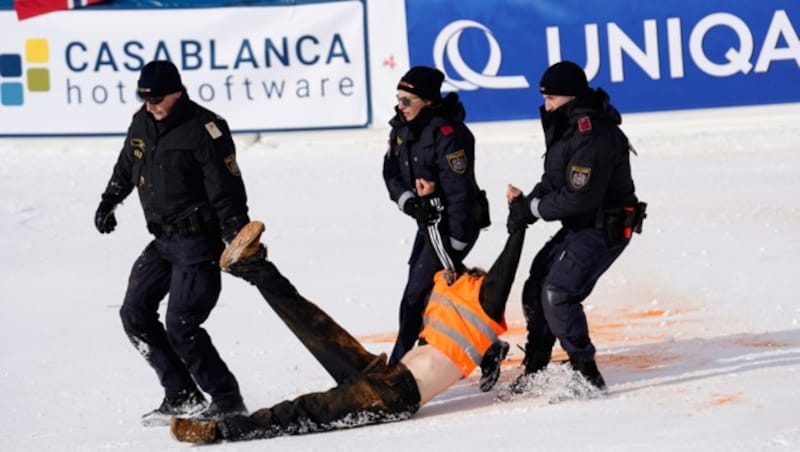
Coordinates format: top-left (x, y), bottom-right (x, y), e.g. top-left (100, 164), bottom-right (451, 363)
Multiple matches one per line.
top-left (382, 66), bottom-right (488, 365)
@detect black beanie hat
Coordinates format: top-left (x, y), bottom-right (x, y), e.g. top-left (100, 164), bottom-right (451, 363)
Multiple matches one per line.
top-left (137, 60), bottom-right (183, 99)
top-left (539, 61), bottom-right (589, 96)
top-left (397, 66), bottom-right (444, 101)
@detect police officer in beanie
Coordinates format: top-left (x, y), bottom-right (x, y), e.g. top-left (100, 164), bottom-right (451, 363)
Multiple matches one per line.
top-left (94, 60), bottom-right (251, 425)
top-left (383, 66), bottom-right (491, 366)
top-left (507, 61), bottom-right (646, 392)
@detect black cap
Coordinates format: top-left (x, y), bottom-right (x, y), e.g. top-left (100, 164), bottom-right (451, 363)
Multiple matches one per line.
top-left (137, 60), bottom-right (183, 99)
top-left (539, 61), bottom-right (589, 96)
top-left (397, 66), bottom-right (444, 101)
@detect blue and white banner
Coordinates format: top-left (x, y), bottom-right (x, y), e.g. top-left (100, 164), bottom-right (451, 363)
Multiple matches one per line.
top-left (406, 0), bottom-right (800, 121)
top-left (0, 0), bottom-right (368, 136)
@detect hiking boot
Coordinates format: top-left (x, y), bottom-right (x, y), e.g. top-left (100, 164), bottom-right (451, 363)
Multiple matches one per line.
top-left (479, 340), bottom-right (510, 392)
top-left (570, 358), bottom-right (607, 390)
top-left (195, 397), bottom-right (248, 421)
top-left (507, 347), bottom-right (552, 394)
top-left (220, 221), bottom-right (266, 271)
top-left (170, 417), bottom-right (218, 444)
top-left (141, 389), bottom-right (207, 427)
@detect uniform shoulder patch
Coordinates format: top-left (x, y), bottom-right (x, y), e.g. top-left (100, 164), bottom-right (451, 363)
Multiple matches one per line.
top-left (446, 149), bottom-right (467, 174)
top-left (205, 121), bottom-right (223, 140)
top-left (569, 165), bottom-right (591, 189)
top-left (224, 154), bottom-right (241, 177)
top-left (130, 137), bottom-right (146, 159)
top-left (439, 124), bottom-right (455, 136)
top-left (577, 116), bottom-right (592, 133)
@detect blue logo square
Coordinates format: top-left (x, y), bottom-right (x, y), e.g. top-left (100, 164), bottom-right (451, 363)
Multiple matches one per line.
top-left (1, 82), bottom-right (24, 106)
top-left (0, 54), bottom-right (23, 77)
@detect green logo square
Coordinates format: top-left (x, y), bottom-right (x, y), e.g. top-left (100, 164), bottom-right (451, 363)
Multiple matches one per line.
top-left (27, 68), bottom-right (50, 92)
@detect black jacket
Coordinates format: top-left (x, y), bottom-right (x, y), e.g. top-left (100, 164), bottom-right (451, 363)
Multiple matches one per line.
top-left (383, 93), bottom-right (480, 243)
top-left (530, 88), bottom-right (637, 229)
top-left (101, 92), bottom-right (249, 238)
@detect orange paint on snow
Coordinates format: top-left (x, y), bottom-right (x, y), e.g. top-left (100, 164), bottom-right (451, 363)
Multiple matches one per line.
top-left (702, 393), bottom-right (742, 408)
top-left (629, 309), bottom-right (666, 318)
top-left (734, 338), bottom-right (789, 348)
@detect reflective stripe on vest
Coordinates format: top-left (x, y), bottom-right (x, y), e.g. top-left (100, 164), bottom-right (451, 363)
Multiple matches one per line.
top-left (427, 292), bottom-right (500, 361)
top-left (422, 289), bottom-right (502, 374)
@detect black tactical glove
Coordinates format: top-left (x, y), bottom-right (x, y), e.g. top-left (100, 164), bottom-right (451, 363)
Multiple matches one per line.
top-left (403, 196), bottom-right (442, 226)
top-left (94, 200), bottom-right (117, 234)
top-left (506, 196), bottom-right (537, 234)
top-left (227, 245), bottom-right (268, 284)
top-left (221, 215), bottom-right (250, 244)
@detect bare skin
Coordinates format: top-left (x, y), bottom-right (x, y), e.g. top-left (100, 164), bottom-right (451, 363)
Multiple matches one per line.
top-left (400, 345), bottom-right (464, 404)
top-left (396, 90), bottom-right (432, 122)
top-left (542, 94), bottom-right (575, 112)
top-left (145, 91), bottom-right (182, 121)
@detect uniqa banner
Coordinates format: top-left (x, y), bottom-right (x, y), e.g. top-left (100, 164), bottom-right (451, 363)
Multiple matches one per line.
top-left (405, 0), bottom-right (800, 121)
top-left (0, 1), bottom-right (368, 136)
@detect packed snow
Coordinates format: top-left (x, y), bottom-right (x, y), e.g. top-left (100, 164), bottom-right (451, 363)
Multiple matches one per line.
top-left (1, 102), bottom-right (799, 451)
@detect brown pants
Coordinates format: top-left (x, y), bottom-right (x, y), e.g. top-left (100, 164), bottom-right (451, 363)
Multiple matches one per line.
top-left (219, 260), bottom-right (421, 440)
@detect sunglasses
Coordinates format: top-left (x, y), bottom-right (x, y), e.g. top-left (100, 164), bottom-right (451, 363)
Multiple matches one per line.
top-left (396, 95), bottom-right (419, 107)
top-left (142, 96), bottom-right (165, 105)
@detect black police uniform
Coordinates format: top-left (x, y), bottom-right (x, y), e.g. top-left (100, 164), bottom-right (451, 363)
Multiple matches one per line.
top-left (383, 93), bottom-right (484, 364)
top-left (99, 92), bottom-right (249, 408)
top-left (521, 88), bottom-right (639, 369)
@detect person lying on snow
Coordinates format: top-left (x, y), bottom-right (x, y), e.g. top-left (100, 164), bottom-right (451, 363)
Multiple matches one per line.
top-left (171, 185), bottom-right (528, 444)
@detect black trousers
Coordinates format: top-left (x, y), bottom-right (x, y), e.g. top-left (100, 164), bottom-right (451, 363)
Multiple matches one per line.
top-left (521, 227), bottom-right (627, 361)
top-left (218, 260), bottom-right (422, 441)
top-left (118, 235), bottom-right (242, 403)
top-left (389, 228), bottom-right (477, 364)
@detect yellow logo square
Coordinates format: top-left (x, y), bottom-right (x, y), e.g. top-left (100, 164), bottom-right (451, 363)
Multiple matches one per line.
top-left (25, 39), bottom-right (49, 63)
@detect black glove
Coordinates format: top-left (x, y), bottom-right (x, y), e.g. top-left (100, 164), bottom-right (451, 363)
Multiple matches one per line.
top-left (506, 197), bottom-right (537, 234)
top-left (403, 196), bottom-right (442, 226)
top-left (227, 245), bottom-right (268, 284)
top-left (94, 200), bottom-right (117, 234)
top-left (221, 215), bottom-right (250, 244)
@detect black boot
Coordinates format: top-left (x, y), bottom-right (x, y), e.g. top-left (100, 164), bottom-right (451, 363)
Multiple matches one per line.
top-left (570, 358), bottom-right (606, 390)
top-left (508, 347), bottom-right (551, 394)
top-left (142, 388), bottom-right (207, 427)
top-left (478, 340), bottom-right (510, 392)
top-left (196, 396), bottom-right (248, 421)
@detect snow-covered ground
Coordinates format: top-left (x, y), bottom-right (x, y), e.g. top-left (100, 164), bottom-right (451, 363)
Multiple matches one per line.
top-left (1, 102), bottom-right (799, 451)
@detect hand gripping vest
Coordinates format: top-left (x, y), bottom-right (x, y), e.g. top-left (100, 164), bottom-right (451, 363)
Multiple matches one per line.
top-left (419, 271), bottom-right (508, 376)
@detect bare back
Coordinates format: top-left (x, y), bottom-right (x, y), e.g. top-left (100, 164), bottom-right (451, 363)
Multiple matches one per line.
top-left (400, 344), bottom-right (464, 404)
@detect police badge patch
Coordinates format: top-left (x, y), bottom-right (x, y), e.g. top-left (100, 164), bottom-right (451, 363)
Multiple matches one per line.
top-left (446, 149), bottom-right (467, 174)
top-left (569, 165), bottom-right (591, 189)
top-left (224, 154), bottom-right (241, 176)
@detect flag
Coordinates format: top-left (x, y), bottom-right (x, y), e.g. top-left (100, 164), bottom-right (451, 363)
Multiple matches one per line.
top-left (14, 0), bottom-right (105, 20)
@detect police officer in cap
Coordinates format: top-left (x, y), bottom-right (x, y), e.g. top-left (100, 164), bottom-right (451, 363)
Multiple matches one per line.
top-left (507, 61), bottom-right (645, 392)
top-left (383, 66), bottom-right (494, 369)
top-left (94, 60), bottom-right (251, 425)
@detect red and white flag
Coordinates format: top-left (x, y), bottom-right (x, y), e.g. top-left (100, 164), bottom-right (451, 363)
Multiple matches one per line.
top-left (14, 0), bottom-right (105, 20)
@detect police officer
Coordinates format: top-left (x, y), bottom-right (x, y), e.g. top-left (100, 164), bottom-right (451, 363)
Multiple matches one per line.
top-left (94, 60), bottom-right (250, 425)
top-left (507, 61), bottom-right (645, 391)
top-left (382, 66), bottom-right (489, 365)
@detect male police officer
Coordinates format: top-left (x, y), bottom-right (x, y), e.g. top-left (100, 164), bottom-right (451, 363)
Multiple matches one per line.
top-left (507, 61), bottom-right (645, 392)
top-left (94, 60), bottom-right (250, 425)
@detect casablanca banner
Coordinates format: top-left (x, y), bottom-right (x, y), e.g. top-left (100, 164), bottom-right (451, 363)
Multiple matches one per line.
top-left (0, 0), bottom-right (368, 136)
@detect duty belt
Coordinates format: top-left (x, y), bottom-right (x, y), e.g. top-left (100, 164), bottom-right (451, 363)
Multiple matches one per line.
top-left (147, 206), bottom-right (217, 237)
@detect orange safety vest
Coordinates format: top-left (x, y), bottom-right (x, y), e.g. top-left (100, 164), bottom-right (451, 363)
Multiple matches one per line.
top-left (419, 270), bottom-right (508, 376)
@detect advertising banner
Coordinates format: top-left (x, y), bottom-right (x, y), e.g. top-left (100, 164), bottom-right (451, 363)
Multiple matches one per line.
top-left (405, 1), bottom-right (800, 121)
top-left (0, 1), bottom-right (368, 136)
